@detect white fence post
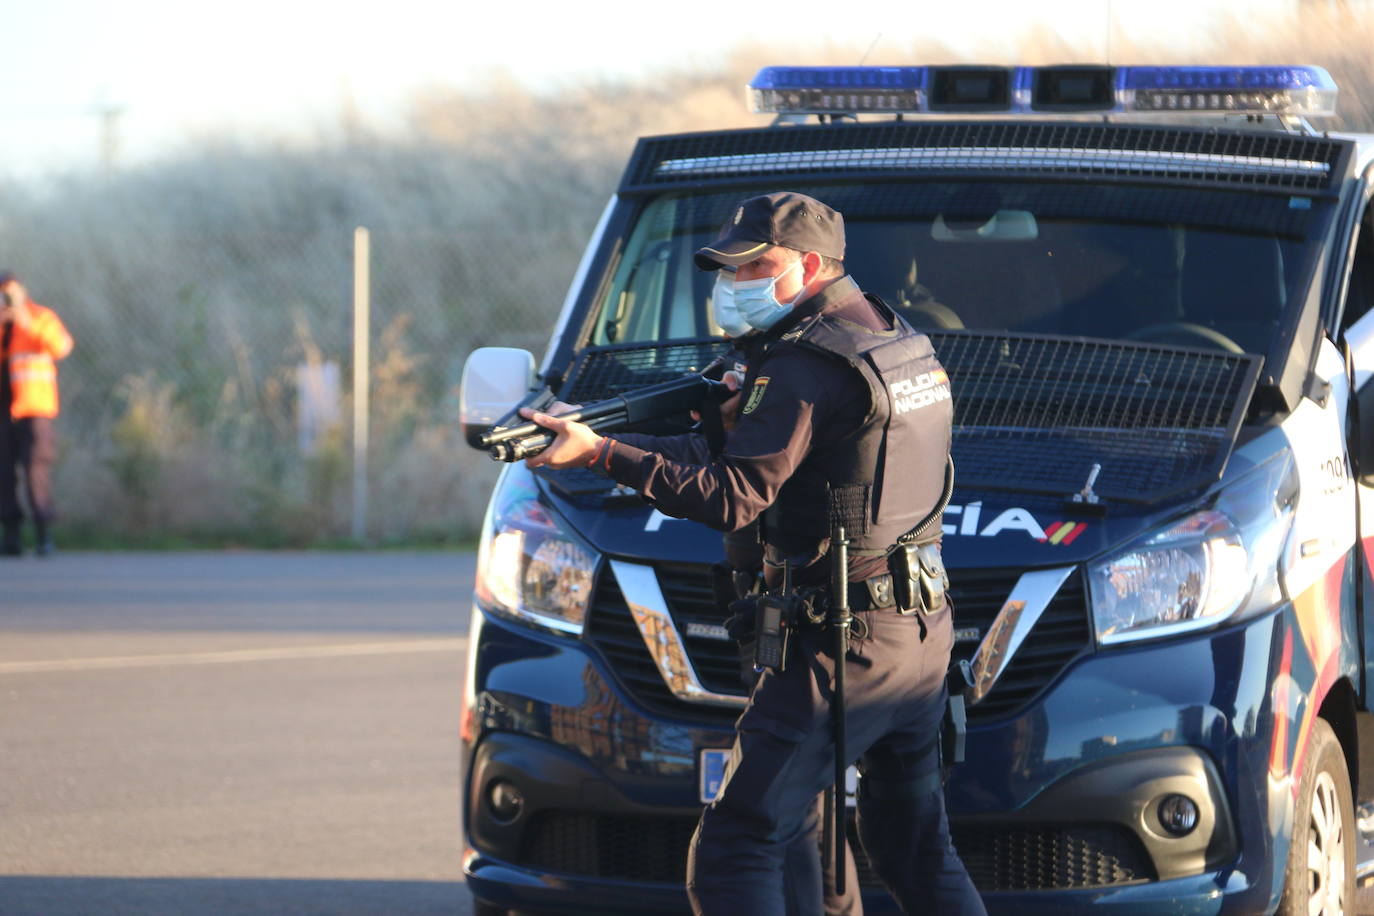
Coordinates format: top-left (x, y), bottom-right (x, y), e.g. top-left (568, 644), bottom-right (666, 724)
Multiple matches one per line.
top-left (352, 226), bottom-right (371, 543)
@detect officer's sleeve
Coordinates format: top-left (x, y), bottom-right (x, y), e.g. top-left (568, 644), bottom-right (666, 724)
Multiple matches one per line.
top-left (596, 349), bottom-right (819, 532)
top-left (609, 431), bottom-right (712, 465)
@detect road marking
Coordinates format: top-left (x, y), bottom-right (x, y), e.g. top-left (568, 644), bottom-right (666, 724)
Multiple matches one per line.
top-left (0, 638), bottom-right (469, 674)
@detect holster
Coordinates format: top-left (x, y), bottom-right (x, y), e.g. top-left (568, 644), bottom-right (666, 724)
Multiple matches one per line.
top-left (942, 659), bottom-right (974, 767)
top-left (710, 562), bottom-right (739, 614)
top-left (890, 541), bottom-right (949, 616)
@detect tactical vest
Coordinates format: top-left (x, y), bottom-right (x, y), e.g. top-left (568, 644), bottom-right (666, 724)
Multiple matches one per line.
top-left (761, 296), bottom-right (953, 558)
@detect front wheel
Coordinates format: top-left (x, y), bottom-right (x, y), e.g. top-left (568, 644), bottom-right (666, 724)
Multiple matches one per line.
top-left (1277, 717), bottom-right (1355, 916)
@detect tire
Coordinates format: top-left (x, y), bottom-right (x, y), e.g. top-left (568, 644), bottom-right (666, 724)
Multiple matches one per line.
top-left (472, 899), bottom-right (508, 916)
top-left (1277, 717), bottom-right (1356, 916)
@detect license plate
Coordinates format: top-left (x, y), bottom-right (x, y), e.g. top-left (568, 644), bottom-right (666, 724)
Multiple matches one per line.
top-left (698, 748), bottom-right (731, 803)
top-left (698, 748), bottom-right (858, 806)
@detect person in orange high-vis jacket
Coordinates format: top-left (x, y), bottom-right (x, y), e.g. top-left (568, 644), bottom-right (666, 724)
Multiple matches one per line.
top-left (0, 272), bottom-right (73, 556)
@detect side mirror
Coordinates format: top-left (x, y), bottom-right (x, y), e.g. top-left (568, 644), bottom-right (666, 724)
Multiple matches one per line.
top-left (460, 347), bottom-right (537, 450)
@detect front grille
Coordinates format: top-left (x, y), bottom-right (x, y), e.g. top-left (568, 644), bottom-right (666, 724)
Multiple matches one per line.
top-left (585, 572), bottom-right (741, 727)
top-left (585, 562), bottom-right (1089, 725)
top-left (950, 568), bottom-right (1092, 722)
top-left (954, 823), bottom-right (1156, 890)
top-left (656, 561), bottom-right (749, 697)
top-left (522, 812), bottom-right (699, 884)
top-left (519, 811), bottom-right (880, 888)
top-left (519, 811), bottom-right (1154, 892)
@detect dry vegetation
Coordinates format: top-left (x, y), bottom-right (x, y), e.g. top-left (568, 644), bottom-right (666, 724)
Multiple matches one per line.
top-left (0, 8), bottom-right (1369, 546)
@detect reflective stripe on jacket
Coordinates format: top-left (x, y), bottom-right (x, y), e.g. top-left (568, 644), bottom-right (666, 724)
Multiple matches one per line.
top-left (4, 303), bottom-right (72, 419)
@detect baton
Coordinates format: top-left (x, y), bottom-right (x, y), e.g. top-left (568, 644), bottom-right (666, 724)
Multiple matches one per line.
top-left (830, 521), bottom-right (851, 895)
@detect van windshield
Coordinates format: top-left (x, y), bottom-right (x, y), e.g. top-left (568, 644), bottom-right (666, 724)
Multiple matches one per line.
top-left (590, 181), bottom-right (1333, 356)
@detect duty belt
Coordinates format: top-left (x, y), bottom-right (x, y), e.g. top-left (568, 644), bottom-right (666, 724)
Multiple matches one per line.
top-left (840, 573), bottom-right (898, 612)
top-left (814, 573), bottom-right (950, 616)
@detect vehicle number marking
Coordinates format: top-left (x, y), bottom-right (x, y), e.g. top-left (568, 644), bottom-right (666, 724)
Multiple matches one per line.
top-left (1319, 454), bottom-right (1350, 495)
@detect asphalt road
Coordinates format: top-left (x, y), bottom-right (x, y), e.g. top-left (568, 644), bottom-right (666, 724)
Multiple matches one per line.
top-left (5, 550), bottom-right (1373, 916)
top-left (0, 551), bottom-right (478, 916)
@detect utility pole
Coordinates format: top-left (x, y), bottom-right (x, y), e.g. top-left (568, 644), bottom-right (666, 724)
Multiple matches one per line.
top-left (352, 227), bottom-right (371, 543)
top-left (89, 93), bottom-right (126, 175)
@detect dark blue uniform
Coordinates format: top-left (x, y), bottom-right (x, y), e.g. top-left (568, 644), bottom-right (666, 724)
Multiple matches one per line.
top-left (599, 276), bottom-right (985, 916)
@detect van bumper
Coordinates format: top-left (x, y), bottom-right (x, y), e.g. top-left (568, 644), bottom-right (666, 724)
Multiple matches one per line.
top-left (464, 600), bottom-right (1325, 915)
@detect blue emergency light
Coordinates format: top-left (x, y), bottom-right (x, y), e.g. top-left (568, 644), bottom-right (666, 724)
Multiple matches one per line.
top-left (748, 65), bottom-right (1337, 118)
top-left (749, 67), bottom-right (927, 114)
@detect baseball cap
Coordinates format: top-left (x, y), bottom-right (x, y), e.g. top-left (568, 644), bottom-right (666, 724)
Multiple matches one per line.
top-left (694, 192), bottom-right (845, 270)
top-left (0, 271), bottom-right (16, 286)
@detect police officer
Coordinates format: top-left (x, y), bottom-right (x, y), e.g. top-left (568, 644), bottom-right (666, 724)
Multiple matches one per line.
top-left (710, 307), bottom-right (864, 916)
top-left (522, 192), bottom-right (984, 916)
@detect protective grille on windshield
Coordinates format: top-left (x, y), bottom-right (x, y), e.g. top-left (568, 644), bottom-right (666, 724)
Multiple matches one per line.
top-left (932, 331), bottom-right (1261, 504)
top-left (559, 332), bottom-right (1259, 505)
top-left (625, 122), bottom-right (1346, 193)
top-left (561, 340), bottom-right (727, 404)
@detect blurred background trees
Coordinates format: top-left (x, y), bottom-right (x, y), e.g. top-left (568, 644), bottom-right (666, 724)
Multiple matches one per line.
top-left (1, 14), bottom-right (1369, 546)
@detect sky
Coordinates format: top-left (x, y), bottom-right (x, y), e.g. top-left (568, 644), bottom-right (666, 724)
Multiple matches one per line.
top-left (0, 0), bottom-right (1303, 180)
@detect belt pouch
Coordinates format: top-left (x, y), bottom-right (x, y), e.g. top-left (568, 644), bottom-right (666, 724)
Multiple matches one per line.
top-left (890, 543), bottom-right (924, 614)
top-left (916, 543), bottom-right (949, 615)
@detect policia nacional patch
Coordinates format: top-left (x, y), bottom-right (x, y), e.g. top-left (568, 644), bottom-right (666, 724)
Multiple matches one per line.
top-left (742, 377), bottom-right (770, 415)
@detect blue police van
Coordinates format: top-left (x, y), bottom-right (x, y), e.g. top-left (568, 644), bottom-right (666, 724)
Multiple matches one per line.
top-left (458, 65), bottom-right (1374, 915)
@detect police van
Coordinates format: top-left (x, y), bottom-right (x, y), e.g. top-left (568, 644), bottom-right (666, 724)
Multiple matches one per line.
top-left (458, 65), bottom-right (1374, 915)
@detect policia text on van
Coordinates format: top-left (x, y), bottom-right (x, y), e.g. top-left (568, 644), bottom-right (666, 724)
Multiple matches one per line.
top-left (458, 64), bottom-right (1374, 915)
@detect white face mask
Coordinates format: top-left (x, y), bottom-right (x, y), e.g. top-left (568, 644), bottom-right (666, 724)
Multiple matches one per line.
top-left (711, 270), bottom-right (752, 338)
top-left (732, 259), bottom-right (804, 332)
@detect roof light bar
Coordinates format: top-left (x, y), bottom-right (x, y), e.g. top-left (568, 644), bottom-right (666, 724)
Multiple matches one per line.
top-left (1119, 66), bottom-right (1337, 116)
top-left (927, 67), bottom-right (1013, 112)
top-left (748, 66), bottom-right (925, 114)
top-left (1032, 66), bottom-right (1116, 111)
top-left (748, 65), bottom-right (1337, 118)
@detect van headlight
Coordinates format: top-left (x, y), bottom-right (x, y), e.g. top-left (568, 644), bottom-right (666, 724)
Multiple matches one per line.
top-left (1088, 452), bottom-right (1296, 646)
top-left (474, 465), bottom-right (599, 635)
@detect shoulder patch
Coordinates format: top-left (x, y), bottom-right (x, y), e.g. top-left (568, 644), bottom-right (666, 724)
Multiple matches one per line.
top-left (742, 376), bottom-right (770, 415)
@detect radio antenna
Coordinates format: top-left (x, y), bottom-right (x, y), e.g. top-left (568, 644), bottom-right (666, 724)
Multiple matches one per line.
top-left (859, 32), bottom-right (883, 66)
top-left (1105, 0), bottom-right (1114, 64)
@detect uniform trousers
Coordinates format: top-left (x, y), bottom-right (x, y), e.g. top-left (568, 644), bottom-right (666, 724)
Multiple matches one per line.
top-left (0, 416), bottom-right (57, 531)
top-left (686, 602), bottom-right (985, 916)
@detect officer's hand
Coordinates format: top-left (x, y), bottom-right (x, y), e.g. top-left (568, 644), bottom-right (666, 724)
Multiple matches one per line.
top-left (691, 369), bottom-right (744, 431)
top-left (520, 407), bottom-right (603, 469)
top-left (719, 370), bottom-right (745, 431)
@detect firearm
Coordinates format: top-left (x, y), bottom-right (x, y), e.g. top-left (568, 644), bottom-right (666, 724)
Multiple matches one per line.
top-left (478, 358), bottom-right (733, 462)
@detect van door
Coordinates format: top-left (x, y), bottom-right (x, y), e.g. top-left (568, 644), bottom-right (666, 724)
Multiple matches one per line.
top-left (1338, 198), bottom-right (1374, 702)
